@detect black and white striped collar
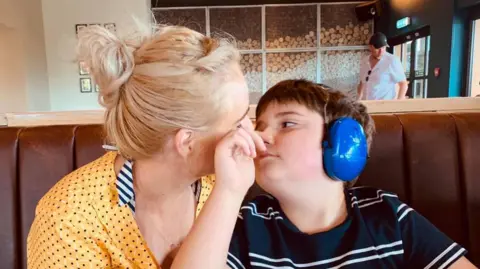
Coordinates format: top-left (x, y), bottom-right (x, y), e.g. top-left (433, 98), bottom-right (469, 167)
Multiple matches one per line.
top-left (116, 159), bottom-right (135, 212)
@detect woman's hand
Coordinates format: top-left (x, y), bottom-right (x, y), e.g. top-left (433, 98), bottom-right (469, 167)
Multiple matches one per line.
top-left (214, 116), bottom-right (266, 196)
top-left (172, 116), bottom-right (265, 269)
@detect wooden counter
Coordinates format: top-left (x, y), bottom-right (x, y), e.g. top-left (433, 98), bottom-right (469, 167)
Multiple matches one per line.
top-left (1, 97), bottom-right (479, 127)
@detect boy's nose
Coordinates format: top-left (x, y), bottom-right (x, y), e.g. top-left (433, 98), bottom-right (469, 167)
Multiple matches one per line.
top-left (257, 129), bottom-right (274, 145)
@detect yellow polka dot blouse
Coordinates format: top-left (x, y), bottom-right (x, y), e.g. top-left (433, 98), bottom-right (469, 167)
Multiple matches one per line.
top-left (27, 151), bottom-right (215, 268)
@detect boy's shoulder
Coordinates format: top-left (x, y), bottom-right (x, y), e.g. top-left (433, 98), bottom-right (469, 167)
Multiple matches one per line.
top-left (238, 187), bottom-right (409, 227)
top-left (347, 186), bottom-right (409, 222)
top-left (239, 194), bottom-right (282, 221)
top-left (241, 187), bottom-right (406, 218)
top-left (348, 186), bottom-right (402, 207)
top-left (349, 186), bottom-right (399, 202)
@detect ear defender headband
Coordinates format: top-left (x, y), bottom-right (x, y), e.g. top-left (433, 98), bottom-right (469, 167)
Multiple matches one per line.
top-left (322, 117), bottom-right (368, 182)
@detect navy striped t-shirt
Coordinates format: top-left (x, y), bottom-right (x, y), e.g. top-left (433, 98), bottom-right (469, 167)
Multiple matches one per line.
top-left (227, 187), bottom-right (467, 269)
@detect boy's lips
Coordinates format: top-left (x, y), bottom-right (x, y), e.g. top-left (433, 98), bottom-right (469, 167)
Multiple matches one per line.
top-left (257, 151), bottom-right (279, 160)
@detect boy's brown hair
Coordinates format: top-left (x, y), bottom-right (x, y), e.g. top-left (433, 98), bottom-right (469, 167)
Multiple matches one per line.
top-left (255, 79), bottom-right (375, 188)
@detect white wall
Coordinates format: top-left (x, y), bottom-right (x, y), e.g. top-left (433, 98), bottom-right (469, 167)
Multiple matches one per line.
top-left (42, 0), bottom-right (151, 111)
top-left (0, 0), bottom-right (50, 113)
top-left (24, 0), bottom-right (50, 111)
top-left (0, 24), bottom-right (27, 112)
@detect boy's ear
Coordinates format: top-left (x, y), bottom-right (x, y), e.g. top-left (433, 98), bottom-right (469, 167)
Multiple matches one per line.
top-left (174, 129), bottom-right (195, 157)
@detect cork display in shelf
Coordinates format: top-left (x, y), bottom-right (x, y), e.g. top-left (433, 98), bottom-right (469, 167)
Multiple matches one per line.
top-left (267, 52), bottom-right (317, 88)
top-left (320, 4), bottom-right (373, 47)
top-left (265, 5), bottom-right (317, 49)
top-left (240, 53), bottom-right (263, 104)
top-left (320, 50), bottom-right (369, 97)
top-left (152, 3), bottom-right (375, 103)
top-left (209, 7), bottom-right (262, 50)
top-left (153, 8), bottom-right (206, 35)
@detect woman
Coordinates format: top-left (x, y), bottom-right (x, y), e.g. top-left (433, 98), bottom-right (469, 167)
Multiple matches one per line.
top-left (27, 24), bottom-right (265, 268)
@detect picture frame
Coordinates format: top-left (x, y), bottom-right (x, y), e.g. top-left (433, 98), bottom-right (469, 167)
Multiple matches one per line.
top-left (79, 61), bottom-right (89, 75)
top-left (75, 24), bottom-right (87, 37)
top-left (80, 78), bottom-right (92, 93)
top-left (94, 83), bottom-right (100, 92)
top-left (104, 23), bottom-right (116, 33)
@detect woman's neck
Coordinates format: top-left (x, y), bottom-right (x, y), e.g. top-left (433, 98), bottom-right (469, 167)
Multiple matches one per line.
top-left (278, 180), bottom-right (348, 235)
top-left (115, 154), bottom-right (198, 211)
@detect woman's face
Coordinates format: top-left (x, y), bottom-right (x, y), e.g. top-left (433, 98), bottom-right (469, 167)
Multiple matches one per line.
top-left (189, 64), bottom-right (251, 177)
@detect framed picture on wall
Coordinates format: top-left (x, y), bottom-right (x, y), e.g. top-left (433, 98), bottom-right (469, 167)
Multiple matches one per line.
top-left (94, 83), bottom-right (100, 92)
top-left (75, 24), bottom-right (87, 37)
top-left (104, 23), bottom-right (116, 33)
top-left (79, 61), bottom-right (89, 75)
top-left (80, 78), bottom-right (92, 93)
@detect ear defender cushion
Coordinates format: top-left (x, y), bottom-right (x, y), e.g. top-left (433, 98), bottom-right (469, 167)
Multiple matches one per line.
top-left (322, 117), bottom-right (368, 182)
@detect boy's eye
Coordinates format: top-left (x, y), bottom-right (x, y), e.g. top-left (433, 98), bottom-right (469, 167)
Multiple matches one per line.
top-left (281, 122), bottom-right (296, 128)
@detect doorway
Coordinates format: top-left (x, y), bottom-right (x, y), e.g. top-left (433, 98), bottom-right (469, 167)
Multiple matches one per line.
top-left (468, 19), bottom-right (480, 97)
top-left (390, 26), bottom-right (431, 99)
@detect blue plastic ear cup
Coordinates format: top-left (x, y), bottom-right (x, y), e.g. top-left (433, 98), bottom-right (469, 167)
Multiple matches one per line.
top-left (322, 117), bottom-right (368, 182)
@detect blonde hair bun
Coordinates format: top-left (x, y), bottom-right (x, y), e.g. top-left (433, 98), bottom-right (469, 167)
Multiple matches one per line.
top-left (77, 26), bottom-right (135, 109)
top-left (76, 24), bottom-right (241, 160)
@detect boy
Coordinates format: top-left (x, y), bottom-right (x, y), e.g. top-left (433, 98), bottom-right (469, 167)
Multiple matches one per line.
top-left (171, 79), bottom-right (475, 269)
top-left (226, 80), bottom-right (474, 269)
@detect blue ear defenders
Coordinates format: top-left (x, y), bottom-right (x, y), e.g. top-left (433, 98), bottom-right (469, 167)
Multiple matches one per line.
top-left (322, 117), bottom-right (368, 182)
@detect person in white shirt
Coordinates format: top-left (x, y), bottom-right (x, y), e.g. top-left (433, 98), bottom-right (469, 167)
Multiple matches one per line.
top-left (357, 32), bottom-right (409, 100)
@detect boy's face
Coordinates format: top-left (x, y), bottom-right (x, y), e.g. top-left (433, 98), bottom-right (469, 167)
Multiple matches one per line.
top-left (254, 102), bottom-right (328, 194)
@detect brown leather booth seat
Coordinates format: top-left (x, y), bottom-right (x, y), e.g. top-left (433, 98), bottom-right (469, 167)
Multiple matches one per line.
top-left (1, 112), bottom-right (480, 269)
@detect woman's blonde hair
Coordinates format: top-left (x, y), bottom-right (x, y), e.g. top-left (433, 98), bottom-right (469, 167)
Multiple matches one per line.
top-left (76, 25), bottom-right (241, 160)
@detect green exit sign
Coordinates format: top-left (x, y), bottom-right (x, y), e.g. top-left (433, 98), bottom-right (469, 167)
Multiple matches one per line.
top-left (396, 17), bottom-right (411, 29)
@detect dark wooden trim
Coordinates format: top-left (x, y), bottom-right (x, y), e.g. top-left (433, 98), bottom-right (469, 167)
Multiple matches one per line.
top-left (469, 4), bottom-right (480, 20)
top-left (151, 0), bottom-right (365, 8)
top-left (387, 26), bottom-right (430, 47)
top-left (458, 0), bottom-right (480, 9)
